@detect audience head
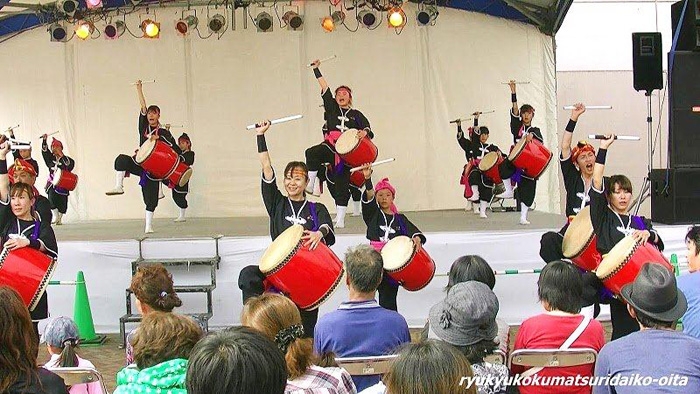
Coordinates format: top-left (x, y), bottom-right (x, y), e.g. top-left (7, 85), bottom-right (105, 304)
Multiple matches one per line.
top-left (605, 175), bottom-right (633, 213)
top-left (132, 312), bottom-right (202, 369)
top-left (429, 281), bottom-right (499, 364)
top-left (686, 226), bottom-right (700, 272)
top-left (621, 263), bottom-right (687, 330)
top-left (186, 326), bottom-right (287, 394)
top-left (44, 316), bottom-right (80, 367)
top-left (384, 340), bottom-right (476, 394)
top-left (130, 264), bottom-right (182, 314)
top-left (344, 245), bottom-right (384, 295)
top-left (241, 293), bottom-right (314, 379)
top-left (446, 255), bottom-right (495, 291)
top-left (538, 260), bottom-right (583, 314)
top-left (0, 286), bottom-right (38, 392)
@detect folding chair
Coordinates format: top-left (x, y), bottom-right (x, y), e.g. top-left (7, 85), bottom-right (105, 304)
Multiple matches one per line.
top-left (484, 349), bottom-right (507, 365)
top-left (335, 355), bottom-right (398, 376)
top-left (48, 367), bottom-right (110, 394)
top-left (508, 348), bottom-right (597, 369)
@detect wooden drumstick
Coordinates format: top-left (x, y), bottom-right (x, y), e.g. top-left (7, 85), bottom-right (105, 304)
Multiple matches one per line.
top-left (307, 55), bottom-right (337, 68)
top-left (349, 158), bottom-right (396, 173)
top-left (38, 131), bottom-right (60, 140)
top-left (246, 114), bottom-right (303, 130)
top-left (563, 105), bottom-right (612, 110)
top-left (5, 124), bottom-right (19, 132)
top-left (588, 134), bottom-right (640, 141)
top-left (501, 81), bottom-right (530, 85)
top-left (449, 110), bottom-right (496, 124)
top-left (130, 80), bottom-right (157, 85)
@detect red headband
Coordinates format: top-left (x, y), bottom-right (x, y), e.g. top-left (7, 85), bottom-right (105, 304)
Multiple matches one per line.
top-left (9, 159), bottom-right (37, 179)
top-left (51, 138), bottom-right (63, 150)
top-left (571, 141), bottom-right (595, 163)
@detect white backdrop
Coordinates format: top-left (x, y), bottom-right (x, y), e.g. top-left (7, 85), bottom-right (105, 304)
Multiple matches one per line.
top-left (0, 4), bottom-right (559, 221)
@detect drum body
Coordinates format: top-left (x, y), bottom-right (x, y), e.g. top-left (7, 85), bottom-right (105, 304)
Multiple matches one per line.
top-left (381, 236), bottom-right (435, 291)
top-left (168, 162), bottom-right (193, 187)
top-left (135, 139), bottom-right (180, 180)
top-left (0, 248), bottom-right (57, 311)
top-left (349, 170), bottom-right (365, 188)
top-left (51, 168), bottom-right (78, 191)
top-left (259, 225), bottom-right (344, 310)
top-left (478, 152), bottom-right (504, 184)
top-left (596, 236), bottom-right (672, 294)
top-left (335, 130), bottom-right (378, 168)
top-left (507, 138), bottom-right (553, 179)
top-left (562, 206), bottom-right (602, 271)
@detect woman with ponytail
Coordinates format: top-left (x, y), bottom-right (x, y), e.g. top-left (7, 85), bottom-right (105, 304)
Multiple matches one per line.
top-left (242, 293), bottom-right (356, 394)
top-left (43, 316), bottom-right (104, 394)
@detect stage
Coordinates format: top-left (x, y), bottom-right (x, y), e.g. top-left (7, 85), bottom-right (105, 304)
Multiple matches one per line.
top-left (46, 208), bottom-right (690, 334)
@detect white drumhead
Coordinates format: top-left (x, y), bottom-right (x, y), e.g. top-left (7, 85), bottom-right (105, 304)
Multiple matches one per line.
top-left (178, 167), bottom-right (193, 187)
top-left (259, 225), bottom-right (304, 273)
top-left (507, 137), bottom-right (528, 161)
top-left (596, 235), bottom-right (637, 278)
top-left (334, 130), bottom-right (360, 155)
top-left (478, 152), bottom-right (499, 172)
top-left (562, 206), bottom-right (594, 258)
top-left (381, 236), bottom-right (414, 271)
top-left (51, 168), bottom-right (62, 187)
top-left (135, 138), bottom-right (156, 164)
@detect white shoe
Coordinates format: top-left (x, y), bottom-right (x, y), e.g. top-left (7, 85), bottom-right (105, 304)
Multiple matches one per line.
top-left (174, 217), bottom-right (186, 223)
top-left (473, 205), bottom-right (479, 214)
top-left (55, 214), bottom-right (63, 226)
top-left (334, 220), bottom-right (345, 229)
top-left (480, 213), bottom-right (488, 219)
top-left (519, 219), bottom-right (531, 225)
top-left (106, 187), bottom-right (124, 196)
top-left (495, 191), bottom-right (514, 199)
top-left (145, 226), bottom-right (154, 234)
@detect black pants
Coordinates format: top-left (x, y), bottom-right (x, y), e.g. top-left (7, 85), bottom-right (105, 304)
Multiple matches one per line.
top-left (610, 297), bottom-right (640, 340)
top-left (468, 170), bottom-right (494, 203)
top-left (378, 273), bottom-right (399, 311)
top-left (114, 154), bottom-right (160, 212)
top-left (172, 188), bottom-right (188, 209)
top-left (499, 159), bottom-right (537, 207)
top-left (539, 224), bottom-right (568, 264)
top-left (306, 143), bottom-right (351, 206)
top-left (47, 187), bottom-right (69, 214)
top-left (238, 265), bottom-right (318, 338)
top-left (321, 166), bottom-right (356, 206)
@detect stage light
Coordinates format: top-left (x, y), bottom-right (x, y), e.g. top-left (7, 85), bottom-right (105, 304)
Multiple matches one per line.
top-left (176, 15), bottom-right (198, 36)
top-left (56, 0), bottom-right (78, 16)
top-left (86, 0), bottom-right (102, 10)
top-left (357, 10), bottom-right (377, 28)
top-left (321, 11), bottom-right (344, 32)
top-left (255, 11), bottom-right (273, 32)
top-left (388, 7), bottom-right (406, 28)
top-left (104, 21), bottom-right (125, 39)
top-left (208, 14), bottom-right (226, 33)
top-left (75, 21), bottom-right (94, 40)
top-left (416, 6), bottom-right (438, 26)
top-left (283, 11), bottom-right (303, 31)
top-left (141, 19), bottom-right (160, 38)
top-left (49, 23), bottom-right (68, 42)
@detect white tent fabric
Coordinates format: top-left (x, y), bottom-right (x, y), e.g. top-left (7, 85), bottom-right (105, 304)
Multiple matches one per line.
top-left (0, 4), bottom-right (559, 220)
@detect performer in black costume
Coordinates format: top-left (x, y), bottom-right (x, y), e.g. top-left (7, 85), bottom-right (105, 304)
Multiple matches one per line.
top-left (7, 159), bottom-right (52, 225)
top-left (169, 132), bottom-right (195, 223)
top-left (40, 135), bottom-right (75, 225)
top-left (106, 80), bottom-right (181, 234)
top-left (8, 129), bottom-right (39, 176)
top-left (315, 123), bottom-right (363, 217)
top-left (305, 58), bottom-right (372, 228)
top-left (238, 120), bottom-right (335, 338)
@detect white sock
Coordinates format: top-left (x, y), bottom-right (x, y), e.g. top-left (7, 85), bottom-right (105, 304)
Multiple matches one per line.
top-left (115, 171), bottom-right (125, 188)
top-left (352, 200), bottom-right (361, 215)
top-left (479, 201), bottom-right (488, 217)
top-left (145, 210), bottom-right (154, 231)
top-left (520, 202), bottom-right (529, 222)
top-left (469, 185), bottom-right (479, 201)
top-left (307, 171), bottom-right (318, 190)
top-left (502, 178), bottom-right (514, 194)
top-left (335, 205), bottom-right (347, 227)
top-left (178, 208), bottom-right (186, 219)
top-left (51, 209), bottom-right (58, 221)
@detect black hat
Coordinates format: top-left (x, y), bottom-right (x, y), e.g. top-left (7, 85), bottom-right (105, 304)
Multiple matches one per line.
top-left (620, 263), bottom-right (687, 322)
top-left (474, 126), bottom-right (490, 136)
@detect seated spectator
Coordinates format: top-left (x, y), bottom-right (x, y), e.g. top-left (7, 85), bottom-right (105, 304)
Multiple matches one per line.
top-left (186, 326), bottom-right (287, 394)
top-left (114, 312), bottom-right (201, 394)
top-left (314, 245), bottom-right (410, 391)
top-left (242, 293), bottom-right (356, 393)
top-left (43, 316), bottom-right (104, 394)
top-left (428, 281), bottom-right (509, 394)
top-left (0, 286), bottom-right (68, 394)
top-left (677, 225), bottom-right (700, 339)
top-left (512, 260), bottom-right (604, 394)
top-left (594, 263), bottom-right (700, 393)
top-left (361, 340), bottom-right (477, 394)
top-left (424, 255), bottom-right (509, 353)
top-left (125, 264), bottom-right (183, 365)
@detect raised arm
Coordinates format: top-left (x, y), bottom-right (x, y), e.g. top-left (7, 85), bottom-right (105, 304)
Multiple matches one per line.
top-left (0, 142), bottom-right (10, 203)
top-left (310, 60), bottom-right (330, 93)
top-left (40, 135), bottom-right (54, 168)
top-left (256, 121), bottom-right (273, 181)
top-left (561, 103), bottom-right (586, 160)
top-left (509, 80), bottom-right (518, 116)
top-left (593, 135), bottom-right (615, 191)
top-left (136, 80), bottom-right (147, 113)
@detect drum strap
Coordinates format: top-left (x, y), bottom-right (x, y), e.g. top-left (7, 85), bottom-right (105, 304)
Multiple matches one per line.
top-left (520, 315), bottom-right (592, 378)
top-left (309, 202), bottom-right (319, 231)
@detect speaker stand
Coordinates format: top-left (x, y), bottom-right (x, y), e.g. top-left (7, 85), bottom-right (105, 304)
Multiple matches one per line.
top-left (632, 91), bottom-right (654, 216)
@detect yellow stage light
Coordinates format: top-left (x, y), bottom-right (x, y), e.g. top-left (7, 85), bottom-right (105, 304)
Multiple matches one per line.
top-left (388, 8), bottom-right (406, 28)
top-left (75, 21), bottom-right (94, 40)
top-left (141, 19), bottom-right (160, 38)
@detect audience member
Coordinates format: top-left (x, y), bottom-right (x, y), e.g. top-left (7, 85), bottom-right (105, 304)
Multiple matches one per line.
top-left (512, 260), bottom-right (604, 394)
top-left (0, 286), bottom-right (68, 394)
top-left (594, 263), bottom-right (700, 393)
top-left (677, 225), bottom-right (700, 339)
top-left (186, 326), bottom-right (287, 394)
top-left (314, 245), bottom-right (410, 391)
top-left (114, 312), bottom-right (201, 394)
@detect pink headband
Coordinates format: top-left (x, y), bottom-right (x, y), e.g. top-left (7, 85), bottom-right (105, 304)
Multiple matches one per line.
top-left (375, 177), bottom-right (398, 214)
top-left (51, 138), bottom-right (63, 149)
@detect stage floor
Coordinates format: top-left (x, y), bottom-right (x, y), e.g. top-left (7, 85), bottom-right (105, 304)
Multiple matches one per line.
top-left (54, 208), bottom-right (566, 241)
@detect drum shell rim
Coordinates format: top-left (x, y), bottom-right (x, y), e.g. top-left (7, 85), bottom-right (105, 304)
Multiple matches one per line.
top-left (383, 240), bottom-right (436, 291)
top-left (334, 130), bottom-right (361, 155)
top-left (260, 238), bottom-right (302, 276)
top-left (596, 241), bottom-right (639, 282)
top-left (563, 232), bottom-right (596, 260)
top-left (176, 167), bottom-right (193, 187)
top-left (135, 139), bottom-right (157, 164)
top-left (478, 152), bottom-right (501, 172)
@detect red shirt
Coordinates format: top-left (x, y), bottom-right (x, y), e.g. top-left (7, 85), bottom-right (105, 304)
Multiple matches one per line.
top-left (512, 313), bottom-right (605, 394)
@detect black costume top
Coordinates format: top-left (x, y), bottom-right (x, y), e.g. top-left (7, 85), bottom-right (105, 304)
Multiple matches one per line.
top-left (41, 140), bottom-right (75, 195)
top-left (174, 150), bottom-right (195, 192)
top-left (137, 111), bottom-right (182, 181)
top-left (361, 190), bottom-right (425, 244)
top-left (321, 89), bottom-right (373, 138)
top-left (262, 170), bottom-right (335, 245)
top-left (510, 110), bottom-right (543, 144)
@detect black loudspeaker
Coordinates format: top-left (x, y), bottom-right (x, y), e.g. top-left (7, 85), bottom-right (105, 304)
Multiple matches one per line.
top-left (668, 51), bottom-right (700, 167)
top-left (671, 0), bottom-right (699, 51)
top-left (633, 32), bottom-right (664, 92)
top-left (651, 168), bottom-right (700, 224)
